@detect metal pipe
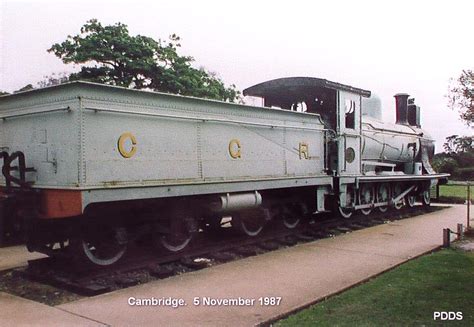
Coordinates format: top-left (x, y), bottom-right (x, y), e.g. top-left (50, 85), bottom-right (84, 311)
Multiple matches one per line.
top-left (468, 183), bottom-right (471, 229)
top-left (0, 107), bottom-right (71, 120)
top-left (213, 191), bottom-right (263, 212)
top-left (84, 107), bottom-right (325, 132)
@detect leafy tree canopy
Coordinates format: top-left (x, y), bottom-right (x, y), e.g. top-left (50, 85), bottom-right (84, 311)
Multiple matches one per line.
top-left (37, 72), bottom-right (70, 88)
top-left (48, 19), bottom-right (240, 102)
top-left (443, 134), bottom-right (473, 154)
top-left (434, 134), bottom-right (473, 180)
top-left (448, 69), bottom-right (474, 126)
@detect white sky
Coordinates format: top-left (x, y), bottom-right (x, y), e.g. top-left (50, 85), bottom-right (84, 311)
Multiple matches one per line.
top-left (1, 0), bottom-right (473, 151)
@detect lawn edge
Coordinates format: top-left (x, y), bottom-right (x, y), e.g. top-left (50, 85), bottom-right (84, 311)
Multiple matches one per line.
top-left (259, 245), bottom-right (445, 327)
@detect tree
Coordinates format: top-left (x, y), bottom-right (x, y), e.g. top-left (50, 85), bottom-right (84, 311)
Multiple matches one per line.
top-left (0, 91), bottom-right (9, 96)
top-left (435, 134), bottom-right (473, 180)
top-left (48, 19), bottom-right (240, 102)
top-left (443, 135), bottom-right (473, 154)
top-left (448, 69), bottom-right (474, 126)
top-left (37, 72), bottom-right (70, 88)
top-left (13, 84), bottom-right (34, 93)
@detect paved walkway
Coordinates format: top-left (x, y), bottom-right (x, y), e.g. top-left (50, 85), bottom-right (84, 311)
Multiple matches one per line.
top-left (0, 245), bottom-right (46, 271)
top-left (50, 204), bottom-right (465, 327)
top-left (0, 292), bottom-right (104, 327)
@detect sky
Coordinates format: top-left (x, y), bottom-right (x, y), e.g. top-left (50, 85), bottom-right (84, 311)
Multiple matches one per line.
top-left (1, 0), bottom-right (472, 151)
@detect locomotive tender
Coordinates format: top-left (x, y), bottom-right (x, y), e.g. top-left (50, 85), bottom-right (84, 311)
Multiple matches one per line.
top-left (0, 77), bottom-right (448, 265)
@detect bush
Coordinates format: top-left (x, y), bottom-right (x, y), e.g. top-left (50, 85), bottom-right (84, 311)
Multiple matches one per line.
top-left (432, 156), bottom-right (459, 175)
top-left (456, 167), bottom-right (474, 180)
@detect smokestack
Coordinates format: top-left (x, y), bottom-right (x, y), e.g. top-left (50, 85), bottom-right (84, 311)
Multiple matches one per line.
top-left (394, 93), bottom-right (409, 125)
top-left (407, 98), bottom-right (421, 127)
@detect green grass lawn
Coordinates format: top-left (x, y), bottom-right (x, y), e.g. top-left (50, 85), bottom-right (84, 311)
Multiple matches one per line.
top-left (276, 248), bottom-right (474, 326)
top-left (440, 184), bottom-right (473, 199)
top-left (431, 184), bottom-right (474, 203)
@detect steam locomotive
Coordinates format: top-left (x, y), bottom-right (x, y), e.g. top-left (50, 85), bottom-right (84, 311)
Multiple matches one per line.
top-left (0, 77), bottom-right (448, 265)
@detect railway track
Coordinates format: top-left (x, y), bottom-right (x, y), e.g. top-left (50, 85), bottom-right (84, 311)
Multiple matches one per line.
top-left (16, 205), bottom-right (443, 297)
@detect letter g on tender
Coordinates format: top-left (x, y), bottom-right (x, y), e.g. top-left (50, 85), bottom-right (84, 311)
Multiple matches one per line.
top-left (118, 132), bottom-right (137, 158)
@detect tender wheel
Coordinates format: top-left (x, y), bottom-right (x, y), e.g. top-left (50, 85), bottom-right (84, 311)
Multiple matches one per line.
top-left (70, 226), bottom-right (128, 266)
top-left (281, 204), bottom-right (301, 229)
top-left (358, 184), bottom-right (375, 216)
top-left (376, 183), bottom-right (390, 213)
top-left (406, 194), bottom-right (416, 208)
top-left (421, 190), bottom-right (431, 206)
top-left (392, 184), bottom-right (405, 210)
top-left (232, 209), bottom-right (265, 236)
top-left (157, 216), bottom-right (195, 252)
top-left (160, 232), bottom-right (192, 252)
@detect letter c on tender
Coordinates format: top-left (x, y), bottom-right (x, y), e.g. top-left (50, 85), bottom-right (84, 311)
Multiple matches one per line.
top-left (118, 132), bottom-right (137, 158)
top-left (229, 139), bottom-right (241, 159)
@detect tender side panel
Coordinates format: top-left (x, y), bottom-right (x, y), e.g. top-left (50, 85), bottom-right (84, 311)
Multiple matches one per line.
top-left (81, 96), bottom-right (327, 189)
top-left (285, 128), bottom-right (325, 176)
top-left (0, 97), bottom-right (80, 188)
top-left (83, 112), bottom-right (200, 184)
top-left (200, 123), bottom-right (286, 179)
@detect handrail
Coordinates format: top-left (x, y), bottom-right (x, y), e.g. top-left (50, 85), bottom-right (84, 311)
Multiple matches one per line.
top-left (83, 106), bottom-right (326, 131)
top-left (0, 107), bottom-right (71, 120)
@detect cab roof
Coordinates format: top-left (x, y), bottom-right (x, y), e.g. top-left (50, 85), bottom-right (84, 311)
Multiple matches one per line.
top-left (243, 77), bottom-right (371, 98)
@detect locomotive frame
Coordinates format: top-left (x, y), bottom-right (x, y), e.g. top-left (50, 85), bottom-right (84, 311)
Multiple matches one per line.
top-left (0, 77), bottom-right (449, 265)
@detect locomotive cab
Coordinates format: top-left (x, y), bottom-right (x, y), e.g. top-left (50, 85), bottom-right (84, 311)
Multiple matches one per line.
top-left (243, 77), bottom-right (369, 178)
